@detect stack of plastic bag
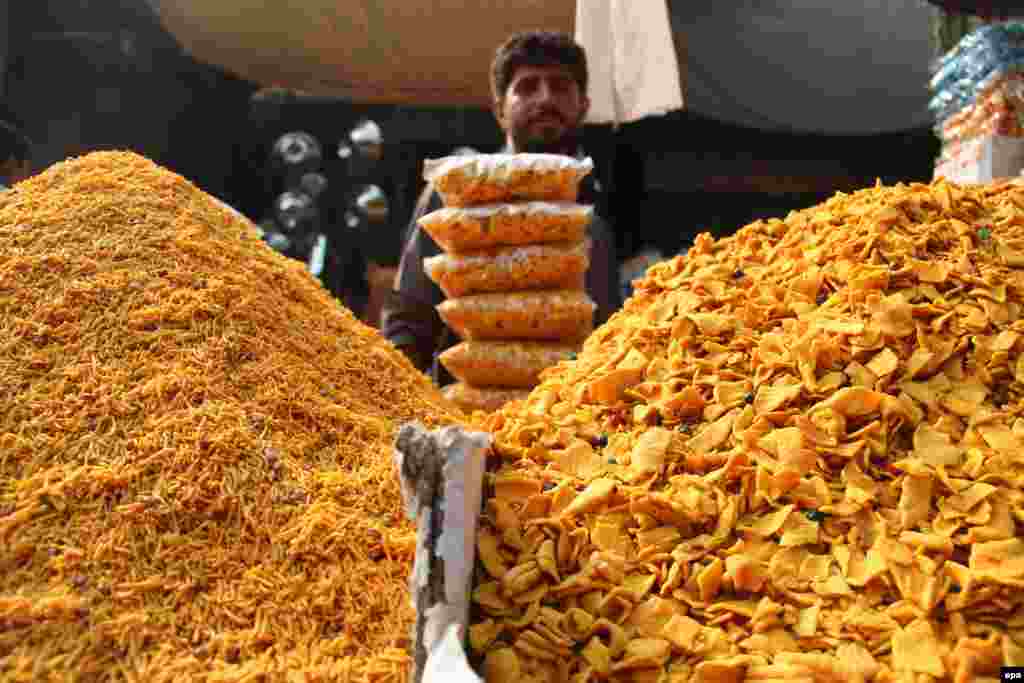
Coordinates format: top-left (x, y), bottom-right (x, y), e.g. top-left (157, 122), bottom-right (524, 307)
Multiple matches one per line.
top-left (931, 23), bottom-right (1024, 181)
top-left (417, 154), bottom-right (598, 414)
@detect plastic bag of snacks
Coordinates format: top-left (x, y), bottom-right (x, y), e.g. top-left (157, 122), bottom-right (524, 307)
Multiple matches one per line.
top-left (418, 202), bottom-right (593, 253)
top-left (941, 73), bottom-right (1024, 148)
top-left (437, 289), bottom-right (595, 341)
top-left (930, 23), bottom-right (1024, 127)
top-left (422, 154), bottom-right (594, 207)
top-left (424, 240), bottom-right (590, 298)
top-left (438, 340), bottom-right (578, 388)
top-left (441, 382), bottom-right (530, 413)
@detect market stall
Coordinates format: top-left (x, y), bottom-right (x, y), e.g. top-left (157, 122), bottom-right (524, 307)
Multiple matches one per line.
top-left (5, 143), bottom-right (1024, 683)
top-left (6, 2), bottom-right (1024, 682)
top-left (400, 157), bottom-right (1024, 683)
top-left (931, 22), bottom-right (1024, 182)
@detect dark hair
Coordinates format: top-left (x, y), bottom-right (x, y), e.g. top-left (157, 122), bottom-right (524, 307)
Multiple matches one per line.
top-left (491, 31), bottom-right (588, 100)
top-left (0, 120), bottom-right (31, 163)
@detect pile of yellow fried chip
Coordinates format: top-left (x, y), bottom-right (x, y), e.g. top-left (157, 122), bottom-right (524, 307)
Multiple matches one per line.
top-left (472, 179), bottom-right (1024, 683)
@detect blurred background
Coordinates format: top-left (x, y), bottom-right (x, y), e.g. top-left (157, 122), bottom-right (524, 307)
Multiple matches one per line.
top-left (1, 0), bottom-right (1018, 322)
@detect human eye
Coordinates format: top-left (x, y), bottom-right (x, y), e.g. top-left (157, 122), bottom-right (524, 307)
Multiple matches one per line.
top-left (551, 77), bottom-right (572, 94)
top-left (514, 76), bottom-right (538, 95)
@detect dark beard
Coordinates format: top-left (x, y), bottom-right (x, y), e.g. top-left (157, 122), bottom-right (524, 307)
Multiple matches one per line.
top-left (514, 125), bottom-right (582, 156)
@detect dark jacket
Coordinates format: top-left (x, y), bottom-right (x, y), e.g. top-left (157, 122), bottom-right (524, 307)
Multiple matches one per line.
top-left (383, 174), bottom-right (620, 386)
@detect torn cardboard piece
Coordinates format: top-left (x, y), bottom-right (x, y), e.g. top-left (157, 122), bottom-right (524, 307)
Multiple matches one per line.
top-left (395, 422), bottom-right (491, 683)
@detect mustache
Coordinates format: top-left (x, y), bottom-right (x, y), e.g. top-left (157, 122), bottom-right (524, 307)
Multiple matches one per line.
top-left (528, 108), bottom-right (568, 125)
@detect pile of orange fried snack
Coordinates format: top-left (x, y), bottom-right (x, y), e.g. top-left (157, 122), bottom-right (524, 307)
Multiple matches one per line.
top-left (0, 151), bottom-right (461, 681)
top-left (471, 178), bottom-right (1024, 683)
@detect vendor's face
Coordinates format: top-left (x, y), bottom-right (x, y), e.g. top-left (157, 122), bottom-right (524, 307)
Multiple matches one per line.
top-left (495, 64), bottom-right (589, 154)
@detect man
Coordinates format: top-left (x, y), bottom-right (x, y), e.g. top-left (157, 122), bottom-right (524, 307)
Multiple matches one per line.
top-left (383, 31), bottom-right (621, 385)
top-left (0, 120), bottom-right (32, 189)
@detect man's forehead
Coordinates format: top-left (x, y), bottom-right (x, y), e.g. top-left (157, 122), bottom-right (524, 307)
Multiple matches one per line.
top-left (508, 64), bottom-right (575, 84)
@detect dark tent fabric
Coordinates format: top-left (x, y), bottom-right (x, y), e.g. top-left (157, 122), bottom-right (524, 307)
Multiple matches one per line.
top-left (151, 0), bottom-right (941, 134)
top-left (673, 0), bottom-right (935, 135)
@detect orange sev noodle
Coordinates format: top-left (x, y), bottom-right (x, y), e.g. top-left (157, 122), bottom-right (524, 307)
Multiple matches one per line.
top-left (0, 151), bottom-right (463, 681)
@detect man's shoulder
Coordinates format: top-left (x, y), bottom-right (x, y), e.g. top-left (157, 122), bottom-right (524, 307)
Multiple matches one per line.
top-left (415, 184), bottom-right (444, 216)
top-left (579, 173), bottom-right (602, 201)
top-left (578, 173), bottom-right (614, 223)
top-left (401, 185), bottom-right (444, 248)
top-left (402, 197), bottom-right (443, 259)
top-left (587, 208), bottom-right (614, 241)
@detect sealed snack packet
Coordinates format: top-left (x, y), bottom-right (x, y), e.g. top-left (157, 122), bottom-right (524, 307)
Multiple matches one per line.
top-left (929, 23), bottom-right (1024, 126)
top-left (940, 73), bottom-right (1024, 147)
top-left (437, 289), bottom-right (596, 341)
top-left (423, 154), bottom-right (594, 207)
top-left (439, 340), bottom-right (578, 388)
top-left (417, 202), bottom-right (592, 253)
top-left (441, 383), bottom-right (530, 413)
top-left (424, 240), bottom-right (590, 298)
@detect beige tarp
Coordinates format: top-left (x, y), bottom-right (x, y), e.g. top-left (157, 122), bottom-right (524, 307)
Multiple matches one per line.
top-left (150, 0), bottom-right (574, 106)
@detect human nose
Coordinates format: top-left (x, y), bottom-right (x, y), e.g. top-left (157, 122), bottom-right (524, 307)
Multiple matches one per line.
top-left (534, 79), bottom-right (557, 104)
